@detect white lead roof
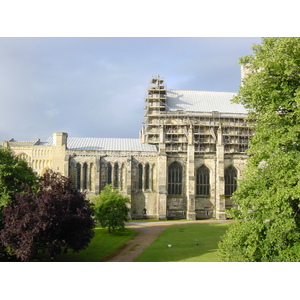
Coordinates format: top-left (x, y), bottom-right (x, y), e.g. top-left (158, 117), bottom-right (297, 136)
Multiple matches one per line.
top-left (166, 90), bottom-right (247, 114)
top-left (44, 137), bottom-right (157, 151)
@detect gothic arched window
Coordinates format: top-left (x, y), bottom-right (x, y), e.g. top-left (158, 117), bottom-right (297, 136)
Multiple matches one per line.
top-left (138, 164), bottom-right (143, 189)
top-left (114, 163), bottom-right (119, 188)
top-left (168, 162), bottom-right (183, 195)
top-left (107, 163), bottom-right (112, 185)
top-left (225, 166), bottom-right (237, 196)
top-left (76, 163), bottom-right (81, 190)
top-left (17, 152), bottom-right (31, 164)
top-left (83, 163), bottom-right (88, 190)
top-left (196, 165), bottom-right (210, 196)
top-left (145, 164), bottom-right (150, 190)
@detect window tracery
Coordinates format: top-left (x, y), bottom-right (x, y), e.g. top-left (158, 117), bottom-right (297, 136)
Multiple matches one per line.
top-left (225, 166), bottom-right (237, 196)
top-left (168, 162), bottom-right (183, 195)
top-left (196, 165), bottom-right (210, 196)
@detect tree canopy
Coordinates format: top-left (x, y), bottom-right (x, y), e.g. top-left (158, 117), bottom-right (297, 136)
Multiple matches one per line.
top-left (218, 37), bottom-right (300, 262)
top-left (0, 148), bottom-right (38, 208)
top-left (93, 184), bottom-right (130, 233)
top-left (0, 148), bottom-right (38, 260)
top-left (0, 171), bottom-right (95, 261)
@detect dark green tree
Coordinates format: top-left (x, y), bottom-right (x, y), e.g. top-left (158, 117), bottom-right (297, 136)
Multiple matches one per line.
top-left (93, 184), bottom-right (130, 233)
top-left (218, 37), bottom-right (300, 261)
top-left (0, 171), bottom-right (95, 261)
top-left (0, 148), bottom-right (38, 208)
top-left (0, 148), bottom-right (38, 260)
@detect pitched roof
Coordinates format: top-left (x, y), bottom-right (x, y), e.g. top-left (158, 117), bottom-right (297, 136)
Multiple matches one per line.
top-left (45, 137), bottom-right (157, 151)
top-left (68, 137), bottom-right (157, 151)
top-left (166, 90), bottom-right (247, 114)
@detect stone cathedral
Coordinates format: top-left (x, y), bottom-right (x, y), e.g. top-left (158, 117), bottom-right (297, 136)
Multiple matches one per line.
top-left (1, 75), bottom-right (252, 220)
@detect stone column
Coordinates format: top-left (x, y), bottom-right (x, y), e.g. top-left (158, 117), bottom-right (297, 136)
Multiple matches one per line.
top-left (52, 132), bottom-right (68, 176)
top-left (127, 157), bottom-right (132, 217)
top-left (86, 163), bottom-right (89, 190)
top-left (186, 126), bottom-right (196, 220)
top-left (94, 157), bottom-right (100, 194)
top-left (150, 163), bottom-right (154, 191)
top-left (126, 158), bottom-right (132, 195)
top-left (216, 126), bottom-right (226, 220)
top-left (111, 163), bottom-right (115, 188)
top-left (157, 125), bottom-right (167, 220)
top-left (143, 164), bottom-right (146, 191)
top-left (117, 163), bottom-right (121, 190)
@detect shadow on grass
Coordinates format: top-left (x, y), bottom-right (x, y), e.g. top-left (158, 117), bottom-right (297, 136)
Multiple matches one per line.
top-left (37, 226), bottom-right (138, 262)
top-left (135, 223), bottom-right (230, 262)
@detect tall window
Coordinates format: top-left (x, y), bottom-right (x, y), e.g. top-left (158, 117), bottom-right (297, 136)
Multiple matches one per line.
top-left (89, 163), bottom-right (94, 191)
top-left (83, 163), bottom-right (88, 190)
top-left (196, 165), bottom-right (210, 196)
top-left (225, 166), bottom-right (237, 196)
top-left (107, 163), bottom-right (112, 185)
top-left (168, 162), bottom-right (183, 195)
top-left (76, 163), bottom-right (81, 190)
top-left (145, 164), bottom-right (150, 190)
top-left (114, 163), bottom-right (119, 188)
top-left (138, 164), bottom-right (143, 189)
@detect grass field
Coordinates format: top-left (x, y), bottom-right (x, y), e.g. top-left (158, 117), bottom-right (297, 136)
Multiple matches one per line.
top-left (135, 223), bottom-right (229, 262)
top-left (52, 226), bottom-right (138, 262)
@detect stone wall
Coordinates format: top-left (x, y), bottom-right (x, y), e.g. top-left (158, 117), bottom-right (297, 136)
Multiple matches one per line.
top-left (3, 129), bottom-right (249, 220)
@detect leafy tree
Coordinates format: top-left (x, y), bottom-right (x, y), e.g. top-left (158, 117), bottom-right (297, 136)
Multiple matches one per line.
top-left (0, 171), bottom-right (95, 261)
top-left (93, 184), bottom-right (130, 233)
top-left (0, 148), bottom-right (38, 260)
top-left (218, 37), bottom-right (300, 261)
top-left (0, 148), bottom-right (38, 208)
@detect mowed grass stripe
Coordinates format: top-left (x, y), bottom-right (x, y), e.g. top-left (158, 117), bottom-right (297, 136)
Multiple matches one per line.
top-left (135, 223), bottom-right (229, 262)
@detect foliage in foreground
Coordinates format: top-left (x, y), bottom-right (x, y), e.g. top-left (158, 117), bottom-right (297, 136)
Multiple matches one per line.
top-left (0, 171), bottom-right (95, 261)
top-left (218, 37), bottom-right (300, 262)
top-left (0, 148), bottom-right (38, 260)
top-left (93, 184), bottom-right (130, 233)
top-left (0, 148), bottom-right (38, 208)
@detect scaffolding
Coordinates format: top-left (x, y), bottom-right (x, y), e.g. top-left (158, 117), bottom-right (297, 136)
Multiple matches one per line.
top-left (142, 76), bottom-right (253, 154)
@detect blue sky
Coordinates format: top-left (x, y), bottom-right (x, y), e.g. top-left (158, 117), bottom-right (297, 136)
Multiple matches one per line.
top-left (0, 37), bottom-right (262, 142)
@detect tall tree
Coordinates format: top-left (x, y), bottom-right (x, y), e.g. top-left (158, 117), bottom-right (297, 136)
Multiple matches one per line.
top-left (0, 148), bottom-right (38, 260)
top-left (93, 185), bottom-right (130, 233)
top-left (0, 171), bottom-right (95, 261)
top-left (0, 148), bottom-right (38, 208)
top-left (218, 37), bottom-right (300, 262)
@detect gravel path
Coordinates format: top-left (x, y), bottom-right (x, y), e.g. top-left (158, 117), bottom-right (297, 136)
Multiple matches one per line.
top-left (99, 219), bottom-right (231, 262)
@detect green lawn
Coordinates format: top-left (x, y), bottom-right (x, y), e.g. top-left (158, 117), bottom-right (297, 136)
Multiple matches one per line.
top-left (135, 223), bottom-right (229, 262)
top-left (38, 223), bottom-right (229, 262)
top-left (53, 226), bottom-right (138, 262)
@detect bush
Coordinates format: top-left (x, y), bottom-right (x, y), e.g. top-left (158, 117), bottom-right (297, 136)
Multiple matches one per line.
top-left (93, 185), bottom-right (130, 233)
